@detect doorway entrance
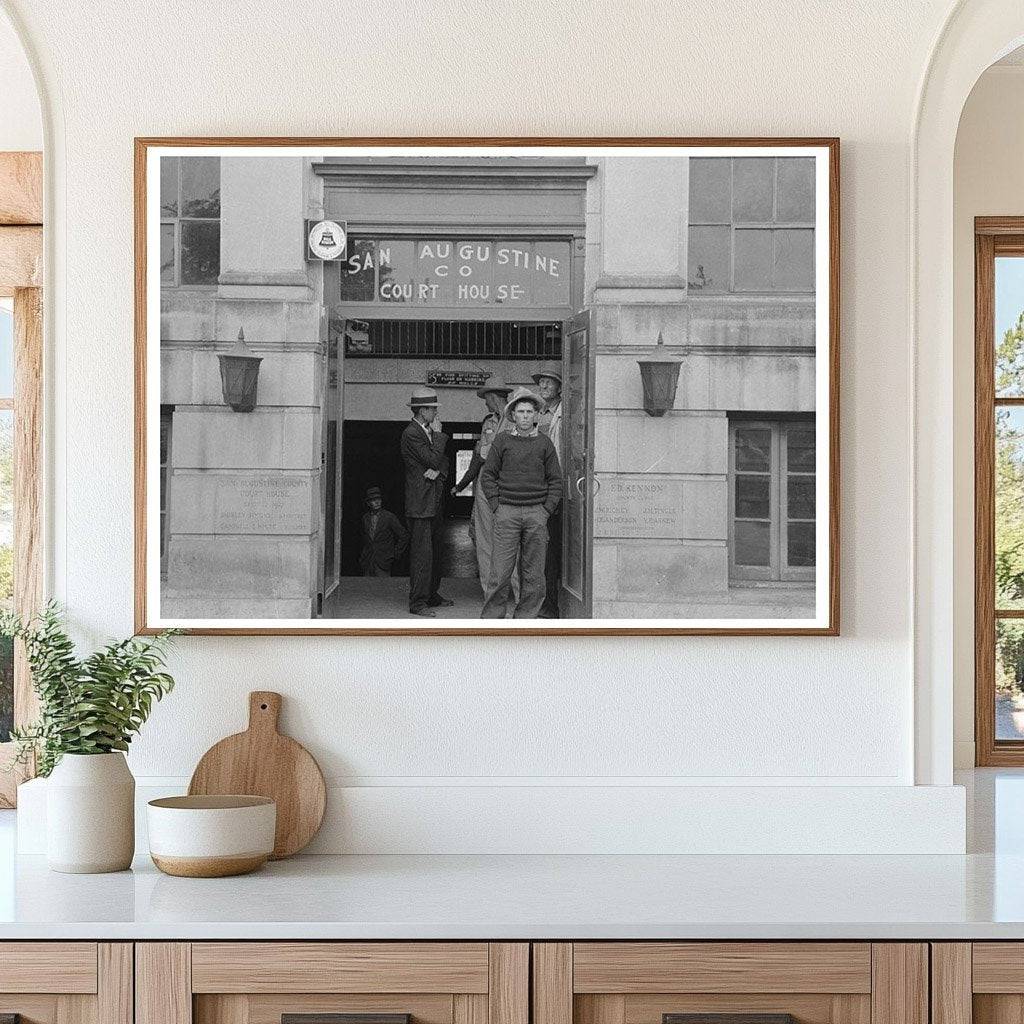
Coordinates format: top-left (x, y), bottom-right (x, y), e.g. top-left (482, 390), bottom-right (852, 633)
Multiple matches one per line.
top-left (318, 316), bottom-right (573, 620)
top-left (339, 418), bottom-right (482, 581)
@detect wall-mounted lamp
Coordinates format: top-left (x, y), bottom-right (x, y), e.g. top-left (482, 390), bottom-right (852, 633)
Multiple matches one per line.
top-left (218, 327), bottom-right (262, 412)
top-left (636, 332), bottom-right (681, 417)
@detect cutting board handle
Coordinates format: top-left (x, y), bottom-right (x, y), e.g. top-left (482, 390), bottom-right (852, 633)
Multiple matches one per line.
top-left (248, 691), bottom-right (282, 734)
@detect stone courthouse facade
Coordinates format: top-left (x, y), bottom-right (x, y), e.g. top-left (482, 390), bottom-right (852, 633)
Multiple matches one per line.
top-left (157, 150), bottom-right (819, 622)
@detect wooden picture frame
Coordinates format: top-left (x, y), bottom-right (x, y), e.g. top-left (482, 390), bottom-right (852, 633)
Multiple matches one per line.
top-left (135, 137), bottom-right (840, 636)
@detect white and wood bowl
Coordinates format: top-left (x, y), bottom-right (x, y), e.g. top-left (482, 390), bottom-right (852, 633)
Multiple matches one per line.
top-left (147, 795), bottom-right (276, 877)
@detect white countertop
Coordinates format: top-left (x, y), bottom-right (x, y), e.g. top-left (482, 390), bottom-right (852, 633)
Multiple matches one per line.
top-left (1, 849), bottom-right (1023, 940)
top-left (1, 770), bottom-right (1022, 941)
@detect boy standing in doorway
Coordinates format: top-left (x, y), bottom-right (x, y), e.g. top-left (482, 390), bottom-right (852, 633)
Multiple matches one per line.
top-left (400, 387), bottom-right (451, 617)
top-left (479, 387), bottom-right (563, 619)
top-left (359, 485), bottom-right (408, 577)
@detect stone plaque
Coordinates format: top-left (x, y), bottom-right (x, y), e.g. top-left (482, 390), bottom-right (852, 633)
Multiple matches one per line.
top-left (593, 476), bottom-right (683, 539)
top-left (214, 475), bottom-right (312, 535)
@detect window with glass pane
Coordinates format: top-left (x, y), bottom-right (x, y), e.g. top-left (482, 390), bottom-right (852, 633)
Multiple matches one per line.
top-left (688, 156), bottom-right (815, 294)
top-left (0, 304), bottom-right (13, 743)
top-left (992, 255), bottom-right (1024, 743)
top-left (160, 408), bottom-right (172, 579)
top-left (160, 155), bottom-right (221, 287)
top-left (730, 419), bottom-right (815, 582)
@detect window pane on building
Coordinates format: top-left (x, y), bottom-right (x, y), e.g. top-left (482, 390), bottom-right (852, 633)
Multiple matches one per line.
top-left (180, 156), bottom-right (220, 218)
top-left (338, 239), bottom-right (377, 302)
top-left (735, 427), bottom-right (771, 472)
top-left (996, 619), bottom-right (1024, 740)
top-left (734, 229), bottom-right (773, 291)
top-left (732, 158), bottom-right (774, 223)
top-left (0, 301), bottom-right (12, 400)
top-left (736, 475), bottom-right (770, 519)
top-left (996, 407), bottom-right (1024, 609)
top-left (689, 158), bottom-right (731, 223)
top-left (160, 156), bottom-right (178, 217)
top-left (995, 256), bottom-right (1024, 397)
top-left (735, 519), bottom-right (770, 567)
top-left (787, 476), bottom-right (815, 519)
top-left (776, 157), bottom-right (816, 223)
top-left (687, 225), bottom-right (729, 292)
top-left (774, 228), bottom-right (815, 291)
top-left (160, 223), bottom-right (175, 285)
top-left (787, 425), bottom-right (815, 471)
top-left (180, 220), bottom-right (220, 285)
top-left (787, 522), bottom-right (816, 566)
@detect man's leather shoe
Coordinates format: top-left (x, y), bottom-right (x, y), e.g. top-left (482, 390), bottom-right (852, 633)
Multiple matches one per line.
top-left (410, 607), bottom-right (437, 617)
top-left (428, 596), bottom-right (455, 607)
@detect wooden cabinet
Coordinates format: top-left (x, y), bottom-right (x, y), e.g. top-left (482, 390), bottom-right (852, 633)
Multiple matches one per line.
top-left (533, 944), bottom-right (929, 1024)
top-left (931, 943), bottom-right (1024, 1024)
top-left (0, 942), bottom-right (132, 1024)
top-left (136, 943), bottom-right (528, 1024)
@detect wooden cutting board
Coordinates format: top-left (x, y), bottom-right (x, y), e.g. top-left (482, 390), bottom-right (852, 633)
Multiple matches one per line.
top-left (188, 691), bottom-right (326, 859)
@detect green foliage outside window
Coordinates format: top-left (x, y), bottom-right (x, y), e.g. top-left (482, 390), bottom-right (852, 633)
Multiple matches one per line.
top-left (995, 313), bottom-right (1024, 695)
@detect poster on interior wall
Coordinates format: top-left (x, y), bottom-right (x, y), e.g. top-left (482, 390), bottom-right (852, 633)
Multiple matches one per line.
top-left (134, 137), bottom-right (839, 636)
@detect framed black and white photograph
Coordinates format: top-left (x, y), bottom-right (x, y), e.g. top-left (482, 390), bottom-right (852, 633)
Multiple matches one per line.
top-left (135, 138), bottom-right (839, 635)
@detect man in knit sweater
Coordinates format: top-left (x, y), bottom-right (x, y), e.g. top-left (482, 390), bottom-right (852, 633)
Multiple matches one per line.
top-left (479, 387), bottom-right (563, 619)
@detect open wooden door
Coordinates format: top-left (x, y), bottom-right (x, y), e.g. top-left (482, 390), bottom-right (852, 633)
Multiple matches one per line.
top-left (560, 309), bottom-right (594, 618)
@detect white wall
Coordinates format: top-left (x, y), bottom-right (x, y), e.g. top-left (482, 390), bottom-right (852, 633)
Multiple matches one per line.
top-left (952, 65), bottom-right (1024, 768)
top-left (0, 7), bottom-right (39, 150)
top-left (0, 0), bottom-right (973, 852)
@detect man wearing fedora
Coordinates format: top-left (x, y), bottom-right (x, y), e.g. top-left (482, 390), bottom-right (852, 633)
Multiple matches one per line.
top-left (451, 378), bottom-right (513, 601)
top-left (533, 362), bottom-right (564, 617)
top-left (400, 386), bottom-right (452, 617)
top-left (479, 386), bottom-right (562, 619)
top-left (359, 485), bottom-right (408, 578)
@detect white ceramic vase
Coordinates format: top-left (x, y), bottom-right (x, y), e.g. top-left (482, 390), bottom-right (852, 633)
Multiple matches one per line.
top-left (46, 752), bottom-right (135, 873)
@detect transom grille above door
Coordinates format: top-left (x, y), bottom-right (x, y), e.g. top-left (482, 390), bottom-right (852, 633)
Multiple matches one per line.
top-left (338, 318), bottom-right (562, 360)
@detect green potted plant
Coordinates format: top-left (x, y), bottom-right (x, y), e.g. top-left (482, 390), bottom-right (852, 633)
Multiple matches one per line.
top-left (1, 603), bottom-right (177, 873)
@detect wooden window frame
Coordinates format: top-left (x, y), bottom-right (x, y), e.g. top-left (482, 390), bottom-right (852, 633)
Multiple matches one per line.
top-left (0, 152), bottom-right (43, 807)
top-left (974, 217), bottom-right (1024, 765)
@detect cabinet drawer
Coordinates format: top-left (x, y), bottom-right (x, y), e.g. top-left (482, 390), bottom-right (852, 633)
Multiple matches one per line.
top-left (572, 943), bottom-right (872, 994)
top-left (139, 942), bottom-right (528, 1024)
top-left (191, 943), bottom-right (490, 993)
top-left (0, 943), bottom-right (130, 1024)
top-left (534, 943), bottom-right (926, 1024)
top-left (933, 943), bottom-right (1024, 1024)
top-left (0, 942), bottom-right (98, 993)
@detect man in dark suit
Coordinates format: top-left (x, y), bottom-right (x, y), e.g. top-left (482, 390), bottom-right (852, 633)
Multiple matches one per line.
top-left (359, 485), bottom-right (409, 577)
top-left (400, 387), bottom-right (452, 617)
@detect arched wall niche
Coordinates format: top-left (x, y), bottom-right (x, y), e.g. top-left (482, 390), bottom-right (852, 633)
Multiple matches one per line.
top-left (914, 0), bottom-right (1024, 785)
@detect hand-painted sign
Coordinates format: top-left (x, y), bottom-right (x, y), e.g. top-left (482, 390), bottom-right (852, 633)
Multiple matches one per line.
top-left (426, 369), bottom-right (492, 388)
top-left (307, 220), bottom-right (347, 261)
top-left (338, 238), bottom-right (572, 307)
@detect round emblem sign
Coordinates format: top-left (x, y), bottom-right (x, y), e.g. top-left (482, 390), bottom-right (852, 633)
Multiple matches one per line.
top-left (308, 220), bottom-right (346, 260)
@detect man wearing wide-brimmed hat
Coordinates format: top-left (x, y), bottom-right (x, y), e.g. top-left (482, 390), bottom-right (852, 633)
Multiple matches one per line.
top-left (532, 362), bottom-right (564, 617)
top-left (400, 386), bottom-right (452, 617)
top-left (479, 386), bottom-right (562, 619)
top-left (359, 485), bottom-right (408, 578)
top-left (450, 377), bottom-right (515, 602)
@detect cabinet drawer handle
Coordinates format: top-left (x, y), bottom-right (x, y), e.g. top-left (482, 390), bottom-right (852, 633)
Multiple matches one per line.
top-left (283, 1016), bottom-right (411, 1024)
top-left (664, 1016), bottom-right (797, 1024)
